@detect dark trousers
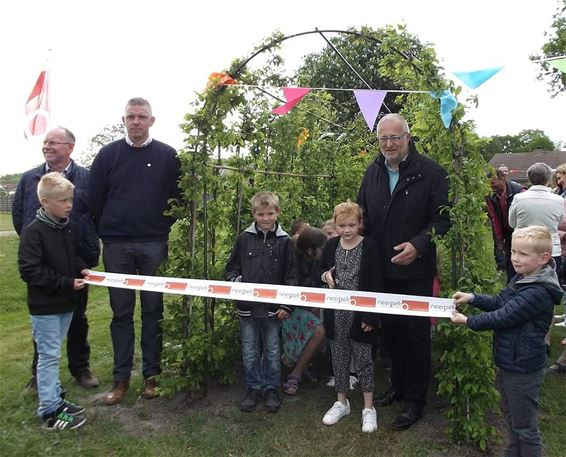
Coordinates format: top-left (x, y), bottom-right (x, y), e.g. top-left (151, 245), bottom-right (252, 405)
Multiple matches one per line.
top-left (503, 233), bottom-right (516, 284)
top-left (103, 241), bottom-right (167, 382)
top-left (381, 278), bottom-right (433, 408)
top-left (31, 286), bottom-right (90, 378)
top-left (497, 368), bottom-right (544, 457)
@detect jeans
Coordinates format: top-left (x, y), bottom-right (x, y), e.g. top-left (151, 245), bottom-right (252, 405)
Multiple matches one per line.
top-left (31, 286), bottom-right (91, 377)
top-left (497, 368), bottom-right (544, 457)
top-left (103, 241), bottom-right (168, 382)
top-left (31, 312), bottom-right (73, 417)
top-left (239, 317), bottom-right (281, 391)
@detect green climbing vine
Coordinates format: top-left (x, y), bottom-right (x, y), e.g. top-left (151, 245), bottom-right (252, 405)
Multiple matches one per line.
top-left (162, 25), bottom-right (500, 449)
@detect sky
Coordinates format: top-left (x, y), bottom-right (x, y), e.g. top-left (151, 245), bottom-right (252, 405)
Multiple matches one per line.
top-left (1, 0), bottom-right (564, 176)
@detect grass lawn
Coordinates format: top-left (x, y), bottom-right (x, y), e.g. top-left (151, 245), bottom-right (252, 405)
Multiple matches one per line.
top-left (0, 228), bottom-right (564, 456)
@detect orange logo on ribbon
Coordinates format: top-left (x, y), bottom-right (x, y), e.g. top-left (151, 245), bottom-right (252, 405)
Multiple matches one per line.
top-left (300, 292), bottom-right (326, 303)
top-left (350, 296), bottom-right (376, 307)
top-left (124, 278), bottom-right (145, 287)
top-left (86, 274), bottom-right (105, 282)
top-left (165, 282), bottom-right (187, 291)
top-left (254, 288), bottom-right (278, 299)
top-left (401, 300), bottom-right (430, 312)
top-left (208, 284), bottom-right (232, 294)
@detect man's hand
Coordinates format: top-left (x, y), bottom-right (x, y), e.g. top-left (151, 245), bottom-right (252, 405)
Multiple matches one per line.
top-left (452, 291), bottom-right (473, 306)
top-left (73, 279), bottom-right (86, 290)
top-left (450, 310), bottom-right (468, 325)
top-left (391, 242), bottom-right (418, 266)
top-left (361, 322), bottom-right (373, 332)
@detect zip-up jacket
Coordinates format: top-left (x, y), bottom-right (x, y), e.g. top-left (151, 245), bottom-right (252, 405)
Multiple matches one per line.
top-left (319, 236), bottom-right (383, 344)
top-left (225, 222), bottom-right (296, 318)
top-left (12, 161), bottom-right (100, 267)
top-left (468, 262), bottom-right (562, 373)
top-left (357, 143), bottom-right (451, 280)
top-left (18, 218), bottom-right (87, 315)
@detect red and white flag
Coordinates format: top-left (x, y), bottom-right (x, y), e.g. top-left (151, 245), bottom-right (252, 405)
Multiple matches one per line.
top-left (24, 70), bottom-right (50, 138)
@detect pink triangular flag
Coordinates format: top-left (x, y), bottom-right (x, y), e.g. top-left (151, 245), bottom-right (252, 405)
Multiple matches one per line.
top-left (272, 87), bottom-right (311, 115)
top-left (353, 90), bottom-right (387, 131)
top-left (25, 69), bottom-right (51, 138)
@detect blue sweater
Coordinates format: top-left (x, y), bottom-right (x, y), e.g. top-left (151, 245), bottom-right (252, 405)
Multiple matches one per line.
top-left (468, 263), bottom-right (562, 373)
top-left (12, 161), bottom-right (100, 267)
top-left (88, 139), bottom-right (181, 243)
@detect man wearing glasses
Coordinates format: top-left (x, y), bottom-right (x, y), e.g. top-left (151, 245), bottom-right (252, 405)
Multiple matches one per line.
top-left (12, 126), bottom-right (101, 391)
top-left (357, 113), bottom-right (450, 430)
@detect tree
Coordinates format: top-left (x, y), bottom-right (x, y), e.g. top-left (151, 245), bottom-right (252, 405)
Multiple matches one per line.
top-left (75, 123), bottom-right (125, 167)
top-left (536, 0), bottom-right (566, 96)
top-left (479, 129), bottom-right (557, 161)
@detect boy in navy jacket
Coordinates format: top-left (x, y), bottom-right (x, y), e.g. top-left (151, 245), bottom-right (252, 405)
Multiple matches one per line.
top-left (225, 191), bottom-right (296, 413)
top-left (451, 226), bottom-right (562, 456)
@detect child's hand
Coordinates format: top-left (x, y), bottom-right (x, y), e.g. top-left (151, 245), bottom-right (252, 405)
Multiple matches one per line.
top-left (73, 279), bottom-right (86, 290)
top-left (452, 291), bottom-right (473, 306)
top-left (450, 310), bottom-right (468, 325)
top-left (275, 309), bottom-right (290, 320)
top-left (361, 322), bottom-right (373, 332)
top-left (323, 267), bottom-right (336, 289)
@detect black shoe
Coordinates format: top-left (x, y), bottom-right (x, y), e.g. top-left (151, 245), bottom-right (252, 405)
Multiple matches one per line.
top-left (240, 388), bottom-right (261, 412)
top-left (264, 389), bottom-right (281, 413)
top-left (374, 388), bottom-right (402, 407)
top-left (392, 403), bottom-right (423, 430)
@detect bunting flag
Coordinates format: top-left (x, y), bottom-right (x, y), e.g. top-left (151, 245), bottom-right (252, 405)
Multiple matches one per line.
top-left (548, 57), bottom-right (566, 73)
top-left (208, 72), bottom-right (236, 88)
top-left (273, 87), bottom-right (311, 115)
top-left (24, 69), bottom-right (50, 138)
top-left (452, 66), bottom-right (503, 89)
top-left (353, 90), bottom-right (387, 131)
top-left (429, 90), bottom-right (458, 129)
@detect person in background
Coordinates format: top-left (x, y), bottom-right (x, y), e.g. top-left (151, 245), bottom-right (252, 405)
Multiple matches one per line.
top-left (451, 226), bottom-right (562, 457)
top-left (12, 126), bottom-right (100, 390)
top-left (89, 97), bottom-right (181, 405)
top-left (321, 219), bottom-right (338, 238)
top-left (552, 163), bottom-right (566, 197)
top-left (225, 191), bottom-right (296, 413)
top-left (486, 169), bottom-right (525, 282)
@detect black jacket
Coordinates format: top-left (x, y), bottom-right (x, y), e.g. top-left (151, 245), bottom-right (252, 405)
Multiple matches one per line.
top-left (468, 263), bottom-right (562, 373)
top-left (319, 236), bottom-right (382, 344)
top-left (357, 143), bottom-right (451, 280)
top-left (225, 222), bottom-right (296, 318)
top-left (18, 218), bottom-right (87, 315)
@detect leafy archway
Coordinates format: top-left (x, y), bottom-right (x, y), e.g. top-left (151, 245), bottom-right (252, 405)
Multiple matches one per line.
top-left (164, 25), bottom-right (499, 448)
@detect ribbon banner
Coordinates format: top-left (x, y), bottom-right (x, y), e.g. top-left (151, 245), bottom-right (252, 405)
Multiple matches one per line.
top-left (84, 270), bottom-right (456, 318)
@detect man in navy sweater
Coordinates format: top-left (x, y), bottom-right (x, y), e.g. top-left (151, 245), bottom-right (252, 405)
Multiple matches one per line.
top-left (12, 126), bottom-right (100, 390)
top-left (88, 98), bottom-right (181, 405)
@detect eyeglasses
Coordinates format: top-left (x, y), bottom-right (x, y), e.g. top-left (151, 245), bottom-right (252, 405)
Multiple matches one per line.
top-left (377, 132), bottom-right (408, 144)
top-left (43, 140), bottom-right (72, 147)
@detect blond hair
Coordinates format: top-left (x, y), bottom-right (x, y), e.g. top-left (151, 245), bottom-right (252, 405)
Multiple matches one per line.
top-left (320, 219), bottom-right (335, 230)
top-left (333, 200), bottom-right (363, 224)
top-left (512, 226), bottom-right (552, 255)
top-left (555, 163), bottom-right (566, 175)
top-left (251, 191), bottom-right (280, 212)
top-left (37, 172), bottom-right (75, 201)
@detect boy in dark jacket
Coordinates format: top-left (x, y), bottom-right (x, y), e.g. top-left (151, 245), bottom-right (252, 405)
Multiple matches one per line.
top-left (451, 226), bottom-right (562, 456)
top-left (225, 191), bottom-right (296, 413)
top-left (18, 173), bottom-right (89, 430)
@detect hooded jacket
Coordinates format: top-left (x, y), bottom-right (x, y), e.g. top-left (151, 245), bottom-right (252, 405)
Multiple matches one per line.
top-left (225, 222), bottom-right (296, 318)
top-left (468, 262), bottom-right (562, 373)
top-left (357, 142), bottom-right (451, 280)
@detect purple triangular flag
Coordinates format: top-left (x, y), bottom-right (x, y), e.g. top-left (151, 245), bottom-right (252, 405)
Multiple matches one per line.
top-left (353, 90), bottom-right (387, 131)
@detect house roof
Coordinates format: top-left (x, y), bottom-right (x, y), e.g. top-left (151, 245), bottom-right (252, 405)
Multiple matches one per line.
top-left (489, 151), bottom-right (566, 183)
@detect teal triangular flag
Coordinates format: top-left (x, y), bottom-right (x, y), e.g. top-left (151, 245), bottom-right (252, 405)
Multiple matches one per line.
top-left (428, 90), bottom-right (458, 129)
top-left (453, 67), bottom-right (503, 89)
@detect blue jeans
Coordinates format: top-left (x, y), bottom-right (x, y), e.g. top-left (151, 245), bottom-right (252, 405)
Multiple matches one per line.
top-left (103, 241), bottom-right (168, 382)
top-left (31, 312), bottom-right (73, 417)
top-left (239, 317), bottom-right (281, 391)
top-left (497, 368), bottom-right (544, 457)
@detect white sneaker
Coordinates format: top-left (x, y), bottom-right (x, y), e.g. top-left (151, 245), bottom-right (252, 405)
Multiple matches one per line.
top-left (361, 407), bottom-right (378, 433)
top-left (326, 376), bottom-right (335, 388)
top-left (322, 400), bottom-right (350, 425)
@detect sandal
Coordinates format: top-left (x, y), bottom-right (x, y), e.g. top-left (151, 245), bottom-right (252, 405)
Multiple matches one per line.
top-left (282, 375), bottom-right (301, 395)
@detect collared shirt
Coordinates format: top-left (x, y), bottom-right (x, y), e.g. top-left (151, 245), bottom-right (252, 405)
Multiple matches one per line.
top-left (45, 161), bottom-right (73, 177)
top-left (385, 153), bottom-right (408, 195)
top-left (125, 135), bottom-right (153, 148)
